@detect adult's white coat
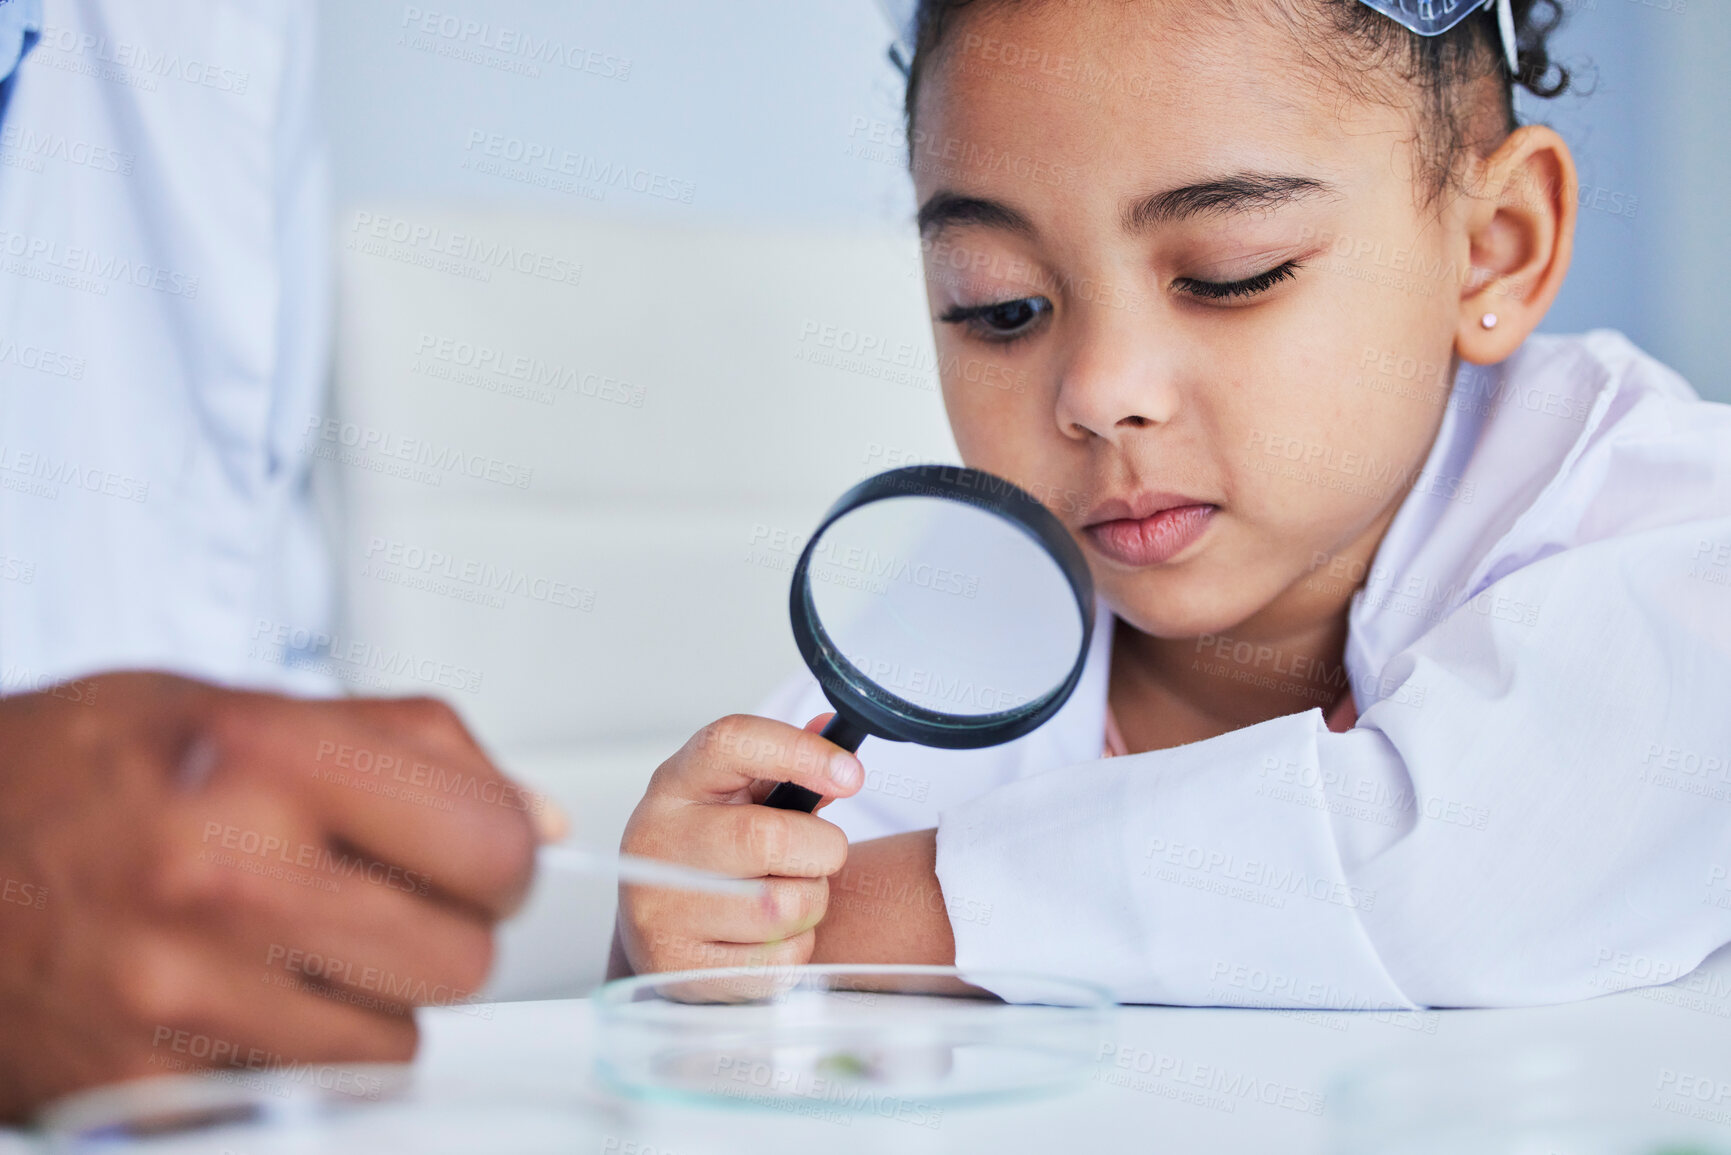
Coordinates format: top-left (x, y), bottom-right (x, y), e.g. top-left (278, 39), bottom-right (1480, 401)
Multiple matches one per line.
top-left (0, 0), bottom-right (330, 693)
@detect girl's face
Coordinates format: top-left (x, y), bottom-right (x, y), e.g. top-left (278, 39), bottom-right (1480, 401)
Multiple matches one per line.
top-left (915, 1), bottom-right (1474, 640)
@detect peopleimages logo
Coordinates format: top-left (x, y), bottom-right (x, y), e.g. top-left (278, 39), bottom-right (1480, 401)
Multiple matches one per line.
top-left (0, 125), bottom-right (134, 175)
top-left (462, 130), bottom-right (695, 204)
top-left (400, 7), bottom-right (632, 80)
top-left (0, 338), bottom-right (85, 380)
top-left (0, 228), bottom-right (200, 298)
top-left (302, 417), bottom-right (535, 490)
top-left (34, 24), bottom-right (252, 93)
top-left (250, 619), bottom-right (484, 695)
top-left (414, 333), bottom-right (644, 408)
top-left (362, 536), bottom-right (597, 612)
top-left (0, 444), bottom-right (149, 503)
top-left (348, 211), bottom-right (584, 288)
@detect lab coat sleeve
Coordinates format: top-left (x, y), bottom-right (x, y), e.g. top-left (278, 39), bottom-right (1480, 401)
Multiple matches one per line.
top-left (934, 517), bottom-right (1731, 1008)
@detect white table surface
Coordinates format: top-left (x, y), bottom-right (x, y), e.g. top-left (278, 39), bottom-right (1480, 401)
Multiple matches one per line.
top-left (6, 950), bottom-right (1730, 1154)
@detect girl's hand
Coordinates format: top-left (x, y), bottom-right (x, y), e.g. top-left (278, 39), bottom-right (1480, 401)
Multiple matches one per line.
top-left (615, 713), bottom-right (864, 975)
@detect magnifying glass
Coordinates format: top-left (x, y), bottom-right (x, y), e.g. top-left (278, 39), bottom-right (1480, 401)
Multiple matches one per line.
top-left (763, 465), bottom-right (1095, 812)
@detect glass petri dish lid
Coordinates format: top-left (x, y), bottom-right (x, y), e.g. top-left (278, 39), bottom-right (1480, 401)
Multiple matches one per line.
top-left (594, 963), bottom-right (1115, 1112)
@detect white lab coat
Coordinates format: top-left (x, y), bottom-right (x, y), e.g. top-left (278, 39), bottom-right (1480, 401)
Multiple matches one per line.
top-left (0, 0), bottom-right (333, 693)
top-left (761, 330), bottom-right (1731, 1008)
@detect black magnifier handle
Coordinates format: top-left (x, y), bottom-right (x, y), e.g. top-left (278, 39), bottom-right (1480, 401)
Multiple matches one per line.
top-left (761, 712), bottom-right (871, 812)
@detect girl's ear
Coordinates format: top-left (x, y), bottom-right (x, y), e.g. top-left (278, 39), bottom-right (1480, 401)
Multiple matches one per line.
top-left (1455, 125), bottom-right (1579, 365)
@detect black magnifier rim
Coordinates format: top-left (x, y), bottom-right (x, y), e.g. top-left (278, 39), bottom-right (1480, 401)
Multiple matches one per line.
top-left (789, 465), bottom-right (1095, 750)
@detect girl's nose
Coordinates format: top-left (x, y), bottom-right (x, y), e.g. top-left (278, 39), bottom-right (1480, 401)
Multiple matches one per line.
top-left (1051, 314), bottom-right (1181, 444)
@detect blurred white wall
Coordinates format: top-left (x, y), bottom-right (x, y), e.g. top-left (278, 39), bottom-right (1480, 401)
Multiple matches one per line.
top-left (318, 0), bottom-right (916, 228)
top-left (319, 0), bottom-right (1729, 390)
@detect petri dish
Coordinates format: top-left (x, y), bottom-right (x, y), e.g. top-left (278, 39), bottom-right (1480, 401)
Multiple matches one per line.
top-left (593, 963), bottom-right (1115, 1112)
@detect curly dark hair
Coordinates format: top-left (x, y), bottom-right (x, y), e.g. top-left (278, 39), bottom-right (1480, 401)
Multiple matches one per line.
top-left (900, 0), bottom-right (1574, 204)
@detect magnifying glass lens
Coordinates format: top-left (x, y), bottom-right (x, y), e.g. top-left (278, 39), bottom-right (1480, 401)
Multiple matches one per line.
top-left (763, 466), bottom-right (1095, 813)
top-left (808, 496), bottom-right (1082, 718)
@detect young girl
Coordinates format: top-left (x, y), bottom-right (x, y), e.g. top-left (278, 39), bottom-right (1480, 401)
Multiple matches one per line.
top-left (613, 0), bottom-right (1731, 1008)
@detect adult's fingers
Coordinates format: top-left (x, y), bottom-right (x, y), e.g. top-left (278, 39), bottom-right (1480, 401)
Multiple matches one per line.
top-left (156, 787), bottom-right (496, 1012)
top-left (316, 696), bottom-right (571, 842)
top-left (652, 715), bottom-right (862, 806)
top-left (320, 695), bottom-right (490, 763)
top-left (226, 865), bottom-right (495, 1013)
top-left (110, 926), bottom-right (419, 1082)
top-left (195, 697), bottom-right (536, 919)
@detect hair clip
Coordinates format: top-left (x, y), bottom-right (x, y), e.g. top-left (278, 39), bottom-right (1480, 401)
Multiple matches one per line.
top-left (1356, 0), bottom-right (1519, 74)
top-left (874, 0), bottom-right (917, 76)
top-left (870, 0), bottom-right (1518, 79)
top-left (887, 41), bottom-right (911, 78)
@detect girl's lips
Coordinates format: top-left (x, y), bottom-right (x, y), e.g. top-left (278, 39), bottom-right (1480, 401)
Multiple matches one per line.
top-left (1084, 505), bottom-right (1216, 567)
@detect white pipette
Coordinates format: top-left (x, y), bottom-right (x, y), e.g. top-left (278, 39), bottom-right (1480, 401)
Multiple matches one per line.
top-left (537, 843), bottom-right (762, 897)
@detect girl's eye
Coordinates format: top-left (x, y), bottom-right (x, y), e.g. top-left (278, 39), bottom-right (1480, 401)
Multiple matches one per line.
top-left (938, 296), bottom-right (1052, 342)
top-left (1173, 260), bottom-right (1302, 302)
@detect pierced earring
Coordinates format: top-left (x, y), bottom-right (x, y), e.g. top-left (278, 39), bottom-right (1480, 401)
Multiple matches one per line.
top-left (1480, 313), bottom-right (1499, 330)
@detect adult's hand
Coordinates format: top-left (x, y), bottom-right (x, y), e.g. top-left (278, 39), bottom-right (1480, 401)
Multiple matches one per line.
top-left (0, 672), bottom-right (549, 1121)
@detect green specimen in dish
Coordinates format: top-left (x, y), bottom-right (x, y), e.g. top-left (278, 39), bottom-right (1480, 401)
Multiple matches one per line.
top-left (815, 1051), bottom-right (881, 1082)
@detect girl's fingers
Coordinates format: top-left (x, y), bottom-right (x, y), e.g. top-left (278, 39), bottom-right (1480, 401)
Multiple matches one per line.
top-left (653, 715), bottom-right (862, 806)
top-left (782, 713), bottom-right (845, 811)
top-left (643, 799), bottom-right (847, 880)
top-left (620, 711), bottom-right (862, 977)
top-left (697, 877), bottom-right (829, 946)
top-left (635, 932), bottom-right (816, 979)
top-left (618, 877), bottom-right (826, 973)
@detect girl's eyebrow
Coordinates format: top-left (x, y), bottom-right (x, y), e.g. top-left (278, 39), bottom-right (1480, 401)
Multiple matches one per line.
top-left (917, 191), bottom-right (1036, 239)
top-left (1123, 173), bottom-right (1339, 230)
top-left (917, 173), bottom-right (1339, 241)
